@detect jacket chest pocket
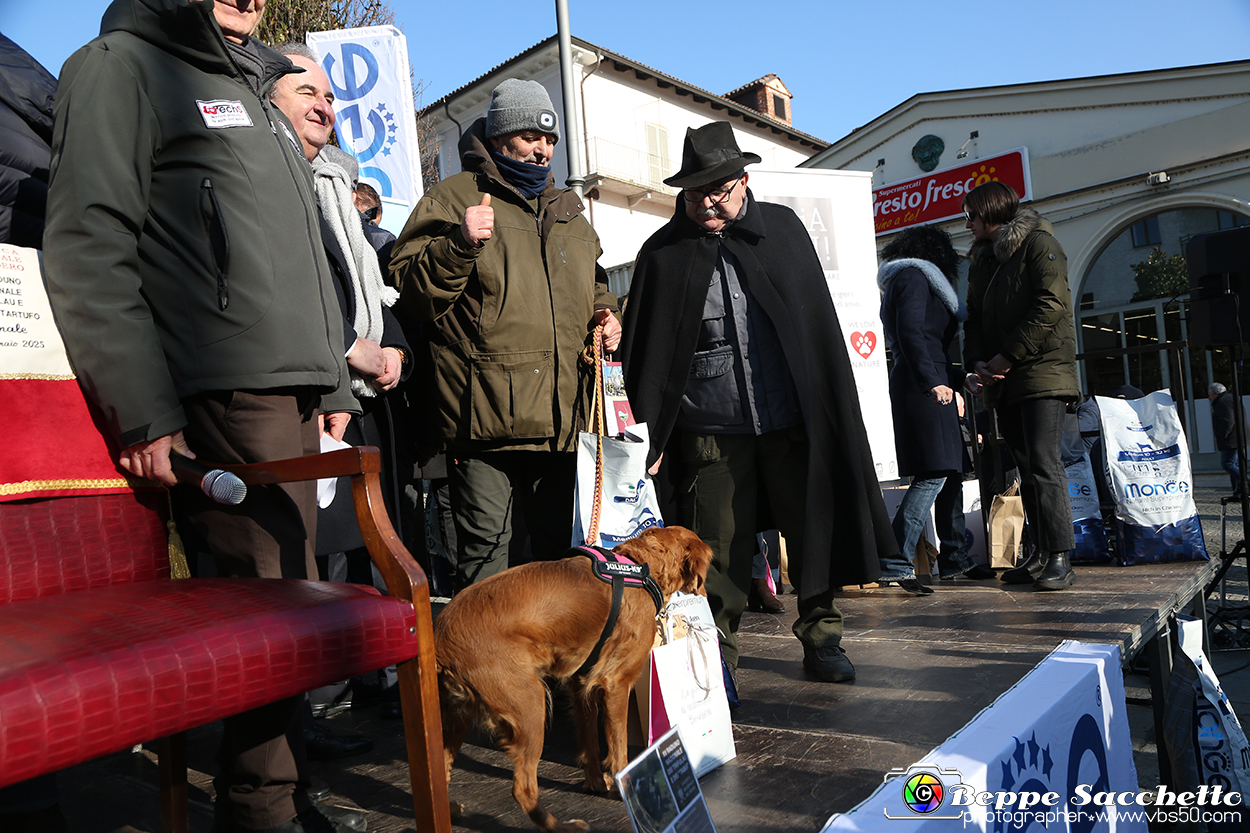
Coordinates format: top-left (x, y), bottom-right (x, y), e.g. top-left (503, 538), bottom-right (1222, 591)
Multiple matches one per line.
top-left (681, 344), bottom-right (743, 427)
top-left (469, 349), bottom-right (555, 441)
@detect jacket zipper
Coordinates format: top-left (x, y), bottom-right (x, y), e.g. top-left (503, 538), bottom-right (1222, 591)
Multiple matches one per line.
top-left (200, 178), bottom-right (230, 310)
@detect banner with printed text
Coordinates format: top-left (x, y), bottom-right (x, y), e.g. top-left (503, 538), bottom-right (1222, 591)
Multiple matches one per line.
top-left (750, 169), bottom-right (897, 481)
top-left (873, 149), bottom-right (1032, 236)
top-left (306, 26), bottom-right (423, 235)
top-left (821, 642), bottom-right (1167, 832)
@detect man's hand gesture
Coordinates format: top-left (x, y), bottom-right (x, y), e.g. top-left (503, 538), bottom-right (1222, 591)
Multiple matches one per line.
top-left (461, 193), bottom-right (494, 248)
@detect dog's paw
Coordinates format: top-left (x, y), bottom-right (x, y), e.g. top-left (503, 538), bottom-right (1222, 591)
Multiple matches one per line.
top-left (555, 820), bottom-right (589, 833)
top-left (449, 800), bottom-right (465, 820)
top-left (583, 773), bottom-right (612, 794)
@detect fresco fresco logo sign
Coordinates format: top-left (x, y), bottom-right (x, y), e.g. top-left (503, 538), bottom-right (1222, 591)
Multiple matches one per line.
top-left (872, 148), bottom-right (1031, 235)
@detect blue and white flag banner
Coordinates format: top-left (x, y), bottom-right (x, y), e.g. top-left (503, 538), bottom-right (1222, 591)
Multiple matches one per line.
top-left (306, 26), bottom-right (422, 233)
top-left (822, 641), bottom-right (1168, 832)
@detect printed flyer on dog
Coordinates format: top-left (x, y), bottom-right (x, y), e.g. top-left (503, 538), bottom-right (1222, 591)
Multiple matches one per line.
top-left (619, 727), bottom-right (716, 833)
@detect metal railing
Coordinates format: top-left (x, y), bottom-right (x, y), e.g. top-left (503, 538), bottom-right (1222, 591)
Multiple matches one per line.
top-left (586, 137), bottom-right (674, 194)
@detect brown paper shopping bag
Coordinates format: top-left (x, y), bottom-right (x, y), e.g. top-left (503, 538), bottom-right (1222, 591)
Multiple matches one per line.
top-left (987, 484), bottom-right (1026, 568)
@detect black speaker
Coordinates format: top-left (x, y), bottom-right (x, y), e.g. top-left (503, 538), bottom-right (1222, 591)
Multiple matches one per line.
top-left (1187, 226), bottom-right (1250, 348)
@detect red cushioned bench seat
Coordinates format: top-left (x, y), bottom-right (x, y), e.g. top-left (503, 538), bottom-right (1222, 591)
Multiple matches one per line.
top-left (0, 447), bottom-right (450, 833)
top-left (0, 578), bottom-right (418, 785)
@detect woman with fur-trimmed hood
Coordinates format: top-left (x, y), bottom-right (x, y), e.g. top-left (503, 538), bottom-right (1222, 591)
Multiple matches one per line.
top-left (962, 181), bottom-right (1079, 590)
top-left (878, 225), bottom-right (996, 594)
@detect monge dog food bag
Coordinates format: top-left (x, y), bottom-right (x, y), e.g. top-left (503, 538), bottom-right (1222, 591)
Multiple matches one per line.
top-left (1096, 390), bottom-right (1208, 565)
top-left (1061, 414), bottom-right (1112, 564)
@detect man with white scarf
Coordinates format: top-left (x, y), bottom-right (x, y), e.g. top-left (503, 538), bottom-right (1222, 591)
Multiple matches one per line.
top-left (270, 44), bottom-right (408, 398)
top-left (270, 44), bottom-right (414, 730)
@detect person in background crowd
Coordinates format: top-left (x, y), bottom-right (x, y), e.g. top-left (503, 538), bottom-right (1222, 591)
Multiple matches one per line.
top-left (877, 224), bottom-right (996, 595)
top-left (1210, 381), bottom-right (1248, 499)
top-left (42, 1), bottom-right (361, 830)
top-left (962, 181), bottom-right (1079, 591)
top-left (620, 121), bottom-right (893, 684)
top-left (0, 32), bottom-right (55, 249)
top-left (389, 78), bottom-right (619, 590)
top-left (353, 181), bottom-right (397, 260)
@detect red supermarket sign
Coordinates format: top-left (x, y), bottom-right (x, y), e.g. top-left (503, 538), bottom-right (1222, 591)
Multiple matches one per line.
top-left (872, 148), bottom-right (1032, 235)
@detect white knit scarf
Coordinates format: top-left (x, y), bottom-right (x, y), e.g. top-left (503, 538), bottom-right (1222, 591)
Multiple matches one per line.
top-left (311, 155), bottom-right (399, 398)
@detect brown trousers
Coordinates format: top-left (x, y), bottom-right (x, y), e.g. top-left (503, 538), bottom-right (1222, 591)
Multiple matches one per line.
top-left (175, 388), bottom-right (320, 830)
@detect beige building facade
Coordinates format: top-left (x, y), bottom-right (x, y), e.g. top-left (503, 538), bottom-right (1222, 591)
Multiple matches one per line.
top-left (804, 61), bottom-right (1250, 457)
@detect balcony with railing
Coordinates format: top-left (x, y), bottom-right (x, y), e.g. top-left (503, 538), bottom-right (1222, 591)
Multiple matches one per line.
top-left (585, 137), bottom-right (677, 202)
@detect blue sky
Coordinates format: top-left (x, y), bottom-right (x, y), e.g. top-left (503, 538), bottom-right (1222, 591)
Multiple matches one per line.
top-left (3, 0), bottom-right (1248, 143)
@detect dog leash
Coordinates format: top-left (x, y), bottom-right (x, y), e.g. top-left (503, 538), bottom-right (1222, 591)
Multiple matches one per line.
top-left (569, 544), bottom-right (663, 677)
top-left (581, 323), bottom-right (608, 546)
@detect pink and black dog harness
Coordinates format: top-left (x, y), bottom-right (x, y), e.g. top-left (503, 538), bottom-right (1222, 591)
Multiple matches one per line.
top-left (568, 545), bottom-right (664, 677)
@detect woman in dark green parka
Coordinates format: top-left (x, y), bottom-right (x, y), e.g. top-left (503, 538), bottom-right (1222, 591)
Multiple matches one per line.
top-left (962, 181), bottom-right (1079, 590)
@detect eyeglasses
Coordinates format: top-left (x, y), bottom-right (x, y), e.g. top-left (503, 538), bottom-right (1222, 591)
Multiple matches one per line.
top-left (361, 205), bottom-right (379, 221)
top-left (682, 176), bottom-right (743, 204)
top-left (964, 210), bottom-right (978, 222)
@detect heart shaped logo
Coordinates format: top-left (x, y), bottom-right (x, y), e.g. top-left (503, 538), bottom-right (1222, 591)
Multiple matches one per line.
top-left (850, 330), bottom-right (877, 359)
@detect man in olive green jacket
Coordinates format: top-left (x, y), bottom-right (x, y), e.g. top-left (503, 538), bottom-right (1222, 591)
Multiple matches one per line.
top-left (390, 79), bottom-right (618, 589)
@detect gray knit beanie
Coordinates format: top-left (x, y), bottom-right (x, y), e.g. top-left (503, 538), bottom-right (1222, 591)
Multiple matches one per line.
top-left (485, 79), bottom-right (560, 142)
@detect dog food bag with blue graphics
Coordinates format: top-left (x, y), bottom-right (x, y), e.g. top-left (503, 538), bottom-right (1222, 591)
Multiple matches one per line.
top-left (1062, 414), bottom-right (1112, 564)
top-left (1095, 390), bottom-right (1208, 565)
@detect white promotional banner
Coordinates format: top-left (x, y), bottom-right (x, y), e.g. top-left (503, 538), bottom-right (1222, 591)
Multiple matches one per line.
top-left (822, 641), bottom-right (1165, 832)
top-left (748, 169), bottom-right (897, 481)
top-left (306, 26), bottom-right (422, 235)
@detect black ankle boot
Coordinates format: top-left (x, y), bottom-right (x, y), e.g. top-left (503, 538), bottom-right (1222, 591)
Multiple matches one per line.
top-left (1034, 550), bottom-right (1076, 590)
top-left (1000, 550), bottom-right (1046, 584)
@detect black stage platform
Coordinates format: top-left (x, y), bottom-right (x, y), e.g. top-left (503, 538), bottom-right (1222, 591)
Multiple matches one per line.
top-left (53, 556), bottom-right (1219, 833)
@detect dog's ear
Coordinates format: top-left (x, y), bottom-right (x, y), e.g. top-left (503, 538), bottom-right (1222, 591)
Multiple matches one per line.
top-left (681, 528), bottom-right (713, 596)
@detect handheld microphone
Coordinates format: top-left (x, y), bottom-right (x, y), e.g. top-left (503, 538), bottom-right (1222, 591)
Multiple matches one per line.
top-left (170, 452), bottom-right (247, 505)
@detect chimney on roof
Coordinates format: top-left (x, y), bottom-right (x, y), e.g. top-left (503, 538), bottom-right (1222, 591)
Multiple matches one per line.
top-left (725, 74), bottom-right (792, 125)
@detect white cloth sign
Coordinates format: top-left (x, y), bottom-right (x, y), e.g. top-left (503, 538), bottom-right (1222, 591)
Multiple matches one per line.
top-left (306, 27), bottom-right (423, 235)
top-left (1096, 390), bottom-right (1208, 565)
top-left (0, 245), bottom-right (73, 379)
top-left (748, 169), bottom-right (897, 481)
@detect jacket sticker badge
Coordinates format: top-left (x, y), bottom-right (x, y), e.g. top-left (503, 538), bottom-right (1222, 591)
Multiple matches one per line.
top-left (196, 99), bottom-right (253, 129)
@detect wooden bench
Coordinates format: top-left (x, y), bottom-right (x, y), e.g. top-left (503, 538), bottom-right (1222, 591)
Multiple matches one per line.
top-left (0, 446), bottom-right (451, 833)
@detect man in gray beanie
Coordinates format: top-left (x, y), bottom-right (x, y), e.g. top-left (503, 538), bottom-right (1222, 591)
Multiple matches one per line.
top-left (390, 78), bottom-right (619, 590)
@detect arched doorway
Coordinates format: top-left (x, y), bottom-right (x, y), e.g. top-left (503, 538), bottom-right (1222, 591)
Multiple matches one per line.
top-left (1075, 205), bottom-right (1249, 452)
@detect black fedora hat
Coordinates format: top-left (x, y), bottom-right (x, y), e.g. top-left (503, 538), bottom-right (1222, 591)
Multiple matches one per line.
top-left (663, 121), bottom-right (762, 189)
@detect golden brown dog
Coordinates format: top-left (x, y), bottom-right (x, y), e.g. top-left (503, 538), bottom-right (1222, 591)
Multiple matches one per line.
top-left (434, 525), bottom-right (713, 832)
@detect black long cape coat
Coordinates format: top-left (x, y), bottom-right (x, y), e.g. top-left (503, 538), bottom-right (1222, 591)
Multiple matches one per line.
top-left (620, 191), bottom-right (892, 596)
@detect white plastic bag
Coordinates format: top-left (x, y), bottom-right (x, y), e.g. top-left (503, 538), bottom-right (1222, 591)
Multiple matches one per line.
top-left (572, 422), bottom-right (664, 547)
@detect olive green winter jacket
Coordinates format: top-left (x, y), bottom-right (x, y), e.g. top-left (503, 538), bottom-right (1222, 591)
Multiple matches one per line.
top-left (963, 208), bottom-right (1079, 408)
top-left (389, 120), bottom-right (616, 455)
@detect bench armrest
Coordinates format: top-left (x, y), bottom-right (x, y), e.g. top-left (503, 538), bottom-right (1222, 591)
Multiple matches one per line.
top-left (217, 447), bottom-right (430, 607)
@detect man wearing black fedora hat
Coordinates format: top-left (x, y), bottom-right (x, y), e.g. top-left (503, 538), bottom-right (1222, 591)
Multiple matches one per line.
top-left (620, 121), bottom-right (895, 684)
